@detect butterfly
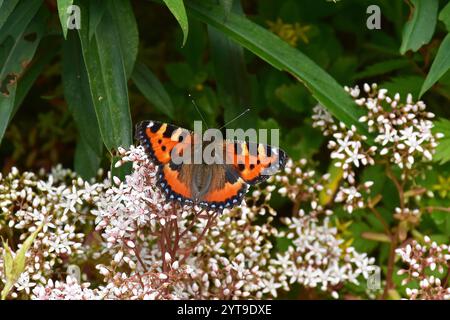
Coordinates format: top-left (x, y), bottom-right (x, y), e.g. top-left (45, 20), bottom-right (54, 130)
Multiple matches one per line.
top-left (135, 120), bottom-right (287, 211)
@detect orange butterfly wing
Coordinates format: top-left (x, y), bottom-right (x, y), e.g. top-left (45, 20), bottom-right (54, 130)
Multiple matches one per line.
top-left (135, 121), bottom-right (191, 165)
top-left (136, 121), bottom-right (288, 211)
top-left (225, 141), bottom-right (287, 184)
top-left (201, 165), bottom-right (248, 210)
top-left (157, 163), bottom-right (192, 201)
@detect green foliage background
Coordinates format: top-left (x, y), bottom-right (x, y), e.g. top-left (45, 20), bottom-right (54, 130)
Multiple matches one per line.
top-left (1, 0), bottom-right (450, 299)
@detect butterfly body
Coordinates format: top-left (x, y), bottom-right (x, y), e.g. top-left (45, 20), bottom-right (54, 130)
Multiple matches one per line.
top-left (136, 120), bottom-right (287, 211)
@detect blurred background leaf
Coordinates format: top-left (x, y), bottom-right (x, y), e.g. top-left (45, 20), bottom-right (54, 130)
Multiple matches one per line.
top-left (63, 31), bottom-right (103, 179)
top-left (77, 0), bottom-right (133, 155)
top-left (420, 34), bottom-right (450, 97)
top-left (0, 1), bottom-right (46, 144)
top-left (163, 0), bottom-right (189, 46)
top-left (132, 61), bottom-right (175, 119)
top-left (186, 0), bottom-right (369, 139)
top-left (399, 0), bottom-right (438, 54)
top-left (207, 0), bottom-right (254, 129)
top-left (433, 118), bottom-right (450, 165)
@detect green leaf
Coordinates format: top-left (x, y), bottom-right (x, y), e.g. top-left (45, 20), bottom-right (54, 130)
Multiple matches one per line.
top-left (88, 0), bottom-right (106, 40)
top-left (0, 0), bottom-right (42, 43)
top-left (381, 75), bottom-right (424, 99)
top-left (0, 3), bottom-right (46, 145)
top-left (132, 62), bottom-right (175, 119)
top-left (111, 155), bottom-right (132, 183)
top-left (2, 241), bottom-right (14, 279)
top-left (439, 2), bottom-right (450, 32)
top-left (1, 224), bottom-right (43, 300)
top-left (433, 118), bottom-right (450, 165)
top-left (163, 0), bottom-right (189, 47)
top-left (208, 1), bottom-right (253, 129)
top-left (74, 135), bottom-right (103, 179)
top-left (78, 0), bottom-right (132, 158)
top-left (56, 0), bottom-right (73, 39)
top-left (420, 34), bottom-right (450, 97)
top-left (353, 59), bottom-right (411, 80)
top-left (275, 83), bottom-right (312, 113)
top-left (219, 0), bottom-right (233, 18)
top-left (14, 36), bottom-right (60, 112)
top-left (108, 0), bottom-right (138, 78)
top-left (1, 38), bottom-right (59, 145)
top-left (0, 1), bottom-right (44, 83)
top-left (185, 0), bottom-right (370, 140)
top-left (63, 31), bottom-right (103, 178)
top-left (349, 220), bottom-right (379, 253)
top-left (0, 86), bottom-right (16, 145)
top-left (0, 0), bottom-right (19, 30)
top-left (165, 62), bottom-right (195, 88)
top-left (400, 0), bottom-right (439, 54)
top-left (319, 161), bottom-right (343, 206)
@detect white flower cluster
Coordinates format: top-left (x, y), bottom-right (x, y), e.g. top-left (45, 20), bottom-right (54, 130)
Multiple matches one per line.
top-left (271, 210), bottom-right (375, 299)
top-left (396, 236), bottom-right (450, 300)
top-left (38, 146), bottom-right (377, 299)
top-left (32, 276), bottom-right (102, 300)
top-left (273, 159), bottom-right (375, 298)
top-left (312, 83), bottom-right (441, 214)
top-left (274, 158), bottom-right (333, 215)
top-left (353, 84), bottom-right (440, 169)
top-left (313, 83), bottom-right (441, 173)
top-left (92, 145), bottom-right (176, 267)
top-left (0, 165), bottom-right (107, 298)
top-left (186, 204), bottom-right (279, 299)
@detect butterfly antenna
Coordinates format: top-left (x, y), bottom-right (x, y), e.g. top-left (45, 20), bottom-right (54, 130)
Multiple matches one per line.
top-left (189, 93), bottom-right (209, 129)
top-left (218, 108), bottom-right (251, 130)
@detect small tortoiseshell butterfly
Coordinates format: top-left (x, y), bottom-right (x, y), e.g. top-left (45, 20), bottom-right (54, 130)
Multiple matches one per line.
top-left (135, 121), bottom-right (287, 211)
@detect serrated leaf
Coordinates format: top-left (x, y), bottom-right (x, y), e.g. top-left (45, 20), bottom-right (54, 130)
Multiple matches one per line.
top-left (420, 34), bottom-right (450, 97)
top-left (400, 0), bottom-right (439, 54)
top-left (163, 0), bottom-right (189, 46)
